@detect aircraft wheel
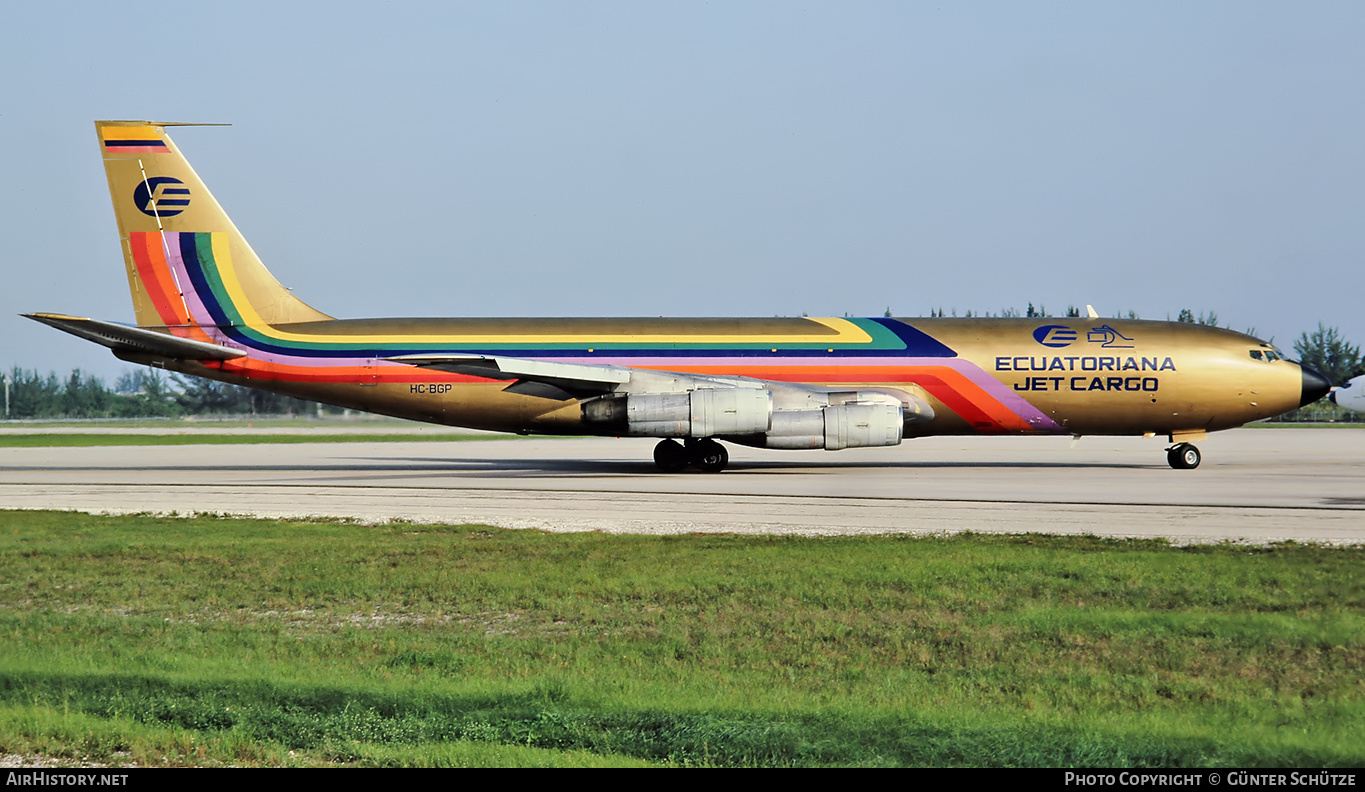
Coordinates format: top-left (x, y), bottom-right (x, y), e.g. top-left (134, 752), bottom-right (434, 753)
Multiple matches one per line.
top-left (1167, 443), bottom-right (1201, 470)
top-left (653, 439), bottom-right (688, 472)
top-left (692, 438), bottom-right (729, 473)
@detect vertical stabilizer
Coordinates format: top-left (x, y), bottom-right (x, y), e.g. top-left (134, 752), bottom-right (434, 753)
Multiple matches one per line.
top-left (96, 121), bottom-right (331, 328)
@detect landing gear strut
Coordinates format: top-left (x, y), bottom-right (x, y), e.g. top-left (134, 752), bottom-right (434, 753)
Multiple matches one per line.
top-left (1166, 443), bottom-right (1201, 470)
top-left (653, 438), bottom-right (729, 473)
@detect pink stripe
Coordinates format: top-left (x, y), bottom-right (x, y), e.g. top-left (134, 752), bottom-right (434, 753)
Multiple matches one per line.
top-left (162, 233), bottom-right (215, 326)
top-left (194, 343), bottom-right (1064, 432)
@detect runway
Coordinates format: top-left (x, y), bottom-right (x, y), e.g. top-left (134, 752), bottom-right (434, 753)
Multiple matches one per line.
top-left (1, 427), bottom-right (1361, 543)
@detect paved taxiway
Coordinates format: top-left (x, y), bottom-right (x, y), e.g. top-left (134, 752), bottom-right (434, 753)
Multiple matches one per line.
top-left (0, 428), bottom-right (1360, 543)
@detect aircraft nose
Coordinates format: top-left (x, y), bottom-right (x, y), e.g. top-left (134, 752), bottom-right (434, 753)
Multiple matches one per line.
top-left (1300, 364), bottom-right (1332, 407)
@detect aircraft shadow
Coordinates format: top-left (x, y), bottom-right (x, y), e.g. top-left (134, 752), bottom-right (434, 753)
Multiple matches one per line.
top-left (352, 456), bottom-right (1156, 477)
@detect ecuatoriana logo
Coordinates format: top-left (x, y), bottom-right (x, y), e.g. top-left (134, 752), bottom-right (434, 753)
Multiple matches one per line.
top-left (1032, 325), bottom-right (1079, 348)
top-left (133, 177), bottom-right (190, 218)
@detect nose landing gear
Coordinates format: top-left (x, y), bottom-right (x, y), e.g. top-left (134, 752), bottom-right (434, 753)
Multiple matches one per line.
top-left (653, 438), bottom-right (730, 472)
top-left (1166, 443), bottom-right (1201, 470)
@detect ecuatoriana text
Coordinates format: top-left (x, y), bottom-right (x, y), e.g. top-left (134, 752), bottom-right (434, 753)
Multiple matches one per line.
top-left (995, 356), bottom-right (1176, 372)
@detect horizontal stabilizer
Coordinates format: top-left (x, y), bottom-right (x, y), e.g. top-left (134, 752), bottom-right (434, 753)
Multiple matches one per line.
top-left (385, 354), bottom-right (631, 394)
top-left (23, 313), bottom-right (246, 361)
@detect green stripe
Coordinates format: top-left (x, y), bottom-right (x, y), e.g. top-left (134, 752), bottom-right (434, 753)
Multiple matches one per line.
top-left (191, 240), bottom-right (906, 354)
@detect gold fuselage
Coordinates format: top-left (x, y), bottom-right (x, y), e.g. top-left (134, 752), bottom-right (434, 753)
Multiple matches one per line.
top-left (126, 316), bottom-right (1304, 440)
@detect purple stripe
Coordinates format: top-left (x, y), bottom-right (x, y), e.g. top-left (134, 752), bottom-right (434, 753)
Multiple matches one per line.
top-left (194, 343), bottom-right (1064, 432)
top-left (558, 355), bottom-right (1064, 432)
top-left (161, 232), bottom-right (238, 349)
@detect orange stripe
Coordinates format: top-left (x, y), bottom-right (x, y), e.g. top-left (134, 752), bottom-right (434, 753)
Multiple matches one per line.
top-left (128, 233), bottom-right (186, 326)
top-left (910, 372), bottom-right (1030, 432)
top-left (129, 233), bottom-right (195, 326)
top-left (129, 233), bottom-right (216, 341)
top-left (140, 234), bottom-right (194, 327)
top-left (217, 359), bottom-right (479, 384)
top-left (215, 359), bottom-right (1032, 432)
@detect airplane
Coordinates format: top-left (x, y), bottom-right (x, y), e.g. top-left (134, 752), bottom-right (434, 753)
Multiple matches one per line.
top-left (1329, 375), bottom-right (1365, 413)
top-left (26, 121), bottom-right (1333, 472)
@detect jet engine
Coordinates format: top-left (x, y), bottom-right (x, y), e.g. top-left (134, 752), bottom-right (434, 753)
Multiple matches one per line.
top-left (581, 388), bottom-right (773, 437)
top-left (759, 402), bottom-right (905, 450)
top-left (583, 384), bottom-right (930, 451)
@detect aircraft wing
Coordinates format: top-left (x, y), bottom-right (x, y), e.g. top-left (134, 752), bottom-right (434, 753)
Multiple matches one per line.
top-left (383, 354), bottom-right (922, 423)
top-left (385, 353), bottom-right (632, 397)
top-left (23, 313), bottom-right (246, 361)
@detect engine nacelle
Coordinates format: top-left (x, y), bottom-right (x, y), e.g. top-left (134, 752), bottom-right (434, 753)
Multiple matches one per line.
top-left (582, 388), bottom-right (773, 437)
top-left (758, 403), bottom-right (904, 450)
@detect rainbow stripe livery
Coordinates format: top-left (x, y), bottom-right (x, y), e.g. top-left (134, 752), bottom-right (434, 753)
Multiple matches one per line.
top-left (117, 223), bottom-right (1060, 434)
top-left (26, 121), bottom-right (1329, 471)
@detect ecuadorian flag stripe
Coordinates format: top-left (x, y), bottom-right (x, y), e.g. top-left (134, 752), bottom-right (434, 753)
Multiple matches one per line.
top-left (101, 126), bottom-right (171, 153)
top-left (104, 140), bottom-right (169, 151)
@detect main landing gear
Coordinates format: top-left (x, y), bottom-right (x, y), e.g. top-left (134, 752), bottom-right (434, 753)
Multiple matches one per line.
top-left (1166, 443), bottom-right (1201, 470)
top-left (653, 438), bottom-right (729, 473)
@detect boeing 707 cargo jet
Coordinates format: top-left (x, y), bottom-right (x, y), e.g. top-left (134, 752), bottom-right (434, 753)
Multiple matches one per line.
top-left (26, 122), bottom-right (1332, 472)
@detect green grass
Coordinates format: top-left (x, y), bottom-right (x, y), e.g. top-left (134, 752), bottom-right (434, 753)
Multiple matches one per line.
top-left (0, 511), bottom-right (1361, 767)
top-left (0, 433), bottom-right (497, 447)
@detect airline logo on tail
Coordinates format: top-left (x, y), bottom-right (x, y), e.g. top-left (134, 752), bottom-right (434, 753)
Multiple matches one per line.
top-left (132, 177), bottom-right (191, 217)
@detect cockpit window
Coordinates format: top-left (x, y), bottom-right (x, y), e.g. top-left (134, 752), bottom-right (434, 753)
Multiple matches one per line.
top-left (1250, 349), bottom-right (1283, 363)
top-left (1249, 350), bottom-right (1263, 361)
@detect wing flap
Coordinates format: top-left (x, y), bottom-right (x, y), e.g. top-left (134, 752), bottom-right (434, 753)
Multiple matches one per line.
top-left (385, 353), bottom-right (631, 395)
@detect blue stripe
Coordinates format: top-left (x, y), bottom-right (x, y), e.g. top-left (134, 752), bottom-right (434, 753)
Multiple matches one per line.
top-left (180, 234), bottom-right (234, 327)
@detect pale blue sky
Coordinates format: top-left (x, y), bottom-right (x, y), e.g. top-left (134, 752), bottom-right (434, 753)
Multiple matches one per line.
top-left (3, 1), bottom-right (1362, 380)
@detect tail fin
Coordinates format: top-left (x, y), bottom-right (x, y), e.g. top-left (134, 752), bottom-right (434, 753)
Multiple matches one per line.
top-left (97, 121), bottom-right (331, 328)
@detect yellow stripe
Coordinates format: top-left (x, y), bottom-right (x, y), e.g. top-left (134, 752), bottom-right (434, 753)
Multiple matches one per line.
top-left (101, 126), bottom-right (165, 142)
top-left (212, 237), bottom-right (871, 345)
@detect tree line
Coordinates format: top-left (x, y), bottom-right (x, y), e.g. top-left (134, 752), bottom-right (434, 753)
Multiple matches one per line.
top-left (2, 367), bottom-right (325, 420)
top-left (923, 304), bottom-right (1220, 323)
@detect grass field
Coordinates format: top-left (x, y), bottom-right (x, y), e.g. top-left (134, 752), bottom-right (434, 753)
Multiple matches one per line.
top-left (0, 510), bottom-right (1360, 767)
